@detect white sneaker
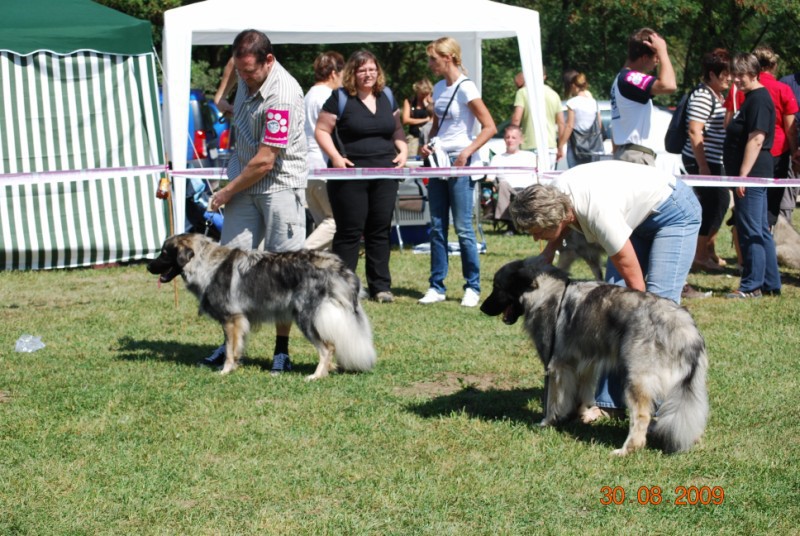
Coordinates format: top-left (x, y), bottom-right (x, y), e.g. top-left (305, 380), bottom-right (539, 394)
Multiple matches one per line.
top-left (461, 288), bottom-right (480, 307)
top-left (418, 288), bottom-right (446, 304)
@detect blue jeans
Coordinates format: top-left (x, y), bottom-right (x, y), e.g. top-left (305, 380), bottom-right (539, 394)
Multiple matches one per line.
top-left (734, 186), bottom-right (781, 294)
top-left (426, 164), bottom-right (480, 294)
top-left (596, 180), bottom-right (701, 408)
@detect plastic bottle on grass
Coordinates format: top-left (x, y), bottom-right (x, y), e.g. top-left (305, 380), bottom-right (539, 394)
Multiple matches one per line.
top-left (15, 334), bottom-right (45, 353)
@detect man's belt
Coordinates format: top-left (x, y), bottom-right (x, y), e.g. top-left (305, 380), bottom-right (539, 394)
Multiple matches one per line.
top-left (618, 143), bottom-right (656, 157)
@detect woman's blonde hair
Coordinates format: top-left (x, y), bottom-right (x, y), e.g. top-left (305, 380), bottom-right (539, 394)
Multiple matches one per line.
top-left (412, 78), bottom-right (433, 95)
top-left (341, 50), bottom-right (386, 97)
top-left (509, 184), bottom-right (573, 232)
top-left (753, 45), bottom-right (779, 71)
top-left (426, 37), bottom-right (468, 75)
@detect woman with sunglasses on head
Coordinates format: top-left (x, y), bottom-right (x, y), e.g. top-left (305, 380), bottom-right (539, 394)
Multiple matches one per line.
top-left (419, 36), bottom-right (497, 308)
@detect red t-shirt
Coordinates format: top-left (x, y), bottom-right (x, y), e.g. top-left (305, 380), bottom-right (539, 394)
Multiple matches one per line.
top-left (726, 72), bottom-right (799, 156)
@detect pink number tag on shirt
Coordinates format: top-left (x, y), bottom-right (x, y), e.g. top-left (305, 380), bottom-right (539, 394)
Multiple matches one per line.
top-left (624, 71), bottom-right (654, 91)
top-left (262, 108), bottom-right (290, 146)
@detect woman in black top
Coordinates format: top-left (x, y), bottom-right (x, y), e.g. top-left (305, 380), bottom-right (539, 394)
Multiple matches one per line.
top-left (402, 78), bottom-right (433, 156)
top-left (722, 53), bottom-right (780, 298)
top-left (315, 50), bottom-right (408, 303)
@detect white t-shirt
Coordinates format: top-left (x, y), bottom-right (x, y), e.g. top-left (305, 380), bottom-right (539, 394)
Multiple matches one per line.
top-left (610, 68), bottom-right (656, 147)
top-left (488, 150), bottom-right (537, 189)
top-left (432, 74), bottom-right (481, 153)
top-left (552, 160), bottom-right (675, 255)
top-left (566, 94), bottom-right (598, 132)
top-left (304, 84), bottom-right (335, 169)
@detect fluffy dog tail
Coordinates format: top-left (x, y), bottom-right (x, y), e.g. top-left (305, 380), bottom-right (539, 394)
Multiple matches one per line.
top-left (651, 340), bottom-right (709, 453)
top-left (314, 299), bottom-right (377, 372)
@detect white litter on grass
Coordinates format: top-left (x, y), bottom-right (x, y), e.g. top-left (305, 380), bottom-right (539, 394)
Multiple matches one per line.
top-left (15, 335), bottom-right (46, 353)
top-left (412, 242), bottom-right (487, 255)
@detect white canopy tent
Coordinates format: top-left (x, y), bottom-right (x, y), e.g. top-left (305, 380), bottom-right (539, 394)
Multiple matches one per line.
top-left (162, 0), bottom-right (549, 230)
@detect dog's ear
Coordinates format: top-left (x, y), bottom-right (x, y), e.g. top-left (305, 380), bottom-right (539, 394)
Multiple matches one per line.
top-left (177, 245), bottom-right (195, 267)
top-left (516, 263), bottom-right (538, 289)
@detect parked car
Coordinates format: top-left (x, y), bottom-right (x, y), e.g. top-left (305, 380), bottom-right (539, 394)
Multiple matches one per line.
top-left (206, 100), bottom-right (231, 165)
top-left (160, 88), bottom-right (228, 168)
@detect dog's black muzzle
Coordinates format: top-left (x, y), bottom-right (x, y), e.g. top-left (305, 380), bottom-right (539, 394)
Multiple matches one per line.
top-left (147, 255), bottom-right (182, 283)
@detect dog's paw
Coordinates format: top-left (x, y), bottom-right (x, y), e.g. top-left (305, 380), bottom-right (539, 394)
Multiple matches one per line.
top-left (610, 448), bottom-right (629, 457)
top-left (305, 373), bottom-right (322, 382)
top-left (539, 419), bottom-right (552, 427)
top-left (219, 364), bottom-right (238, 375)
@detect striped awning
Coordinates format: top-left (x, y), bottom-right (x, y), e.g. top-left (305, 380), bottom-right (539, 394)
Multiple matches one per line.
top-left (0, 50), bottom-right (169, 270)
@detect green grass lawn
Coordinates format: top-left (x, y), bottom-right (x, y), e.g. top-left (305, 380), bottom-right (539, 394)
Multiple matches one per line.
top-left (1, 216), bottom-right (799, 534)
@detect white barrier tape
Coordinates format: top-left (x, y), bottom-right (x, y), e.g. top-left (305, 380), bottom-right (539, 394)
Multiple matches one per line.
top-left (168, 168), bottom-right (230, 179)
top-left (538, 170), bottom-right (800, 187)
top-left (1, 165), bottom-right (166, 186)
top-left (168, 166), bottom-right (800, 187)
top-left (170, 166), bottom-right (541, 181)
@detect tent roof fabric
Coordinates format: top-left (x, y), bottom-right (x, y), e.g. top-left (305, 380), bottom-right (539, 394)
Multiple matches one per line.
top-left (1, 0), bottom-right (153, 56)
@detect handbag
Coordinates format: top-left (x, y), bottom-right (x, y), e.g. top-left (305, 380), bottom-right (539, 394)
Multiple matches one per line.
top-left (569, 102), bottom-right (604, 165)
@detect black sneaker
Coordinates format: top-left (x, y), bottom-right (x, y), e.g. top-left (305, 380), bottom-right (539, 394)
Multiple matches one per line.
top-left (271, 353), bottom-right (292, 374)
top-left (198, 344), bottom-right (226, 367)
top-left (725, 289), bottom-right (762, 299)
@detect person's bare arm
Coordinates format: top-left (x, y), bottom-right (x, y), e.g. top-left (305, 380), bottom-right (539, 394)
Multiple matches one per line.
top-left (688, 120), bottom-right (711, 174)
top-left (558, 109), bottom-right (575, 151)
top-left (734, 129), bottom-right (766, 198)
top-left (392, 110), bottom-right (408, 168)
top-left (315, 110), bottom-right (354, 169)
top-left (554, 107), bottom-right (567, 160)
top-left (609, 240), bottom-right (646, 292)
top-left (646, 33), bottom-right (677, 95)
top-left (209, 144), bottom-right (279, 211)
top-left (510, 105), bottom-right (524, 127)
top-left (213, 58), bottom-right (237, 115)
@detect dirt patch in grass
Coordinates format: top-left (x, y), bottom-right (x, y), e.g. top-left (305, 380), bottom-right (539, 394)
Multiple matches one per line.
top-left (393, 372), bottom-right (520, 398)
top-left (0, 391), bottom-right (12, 403)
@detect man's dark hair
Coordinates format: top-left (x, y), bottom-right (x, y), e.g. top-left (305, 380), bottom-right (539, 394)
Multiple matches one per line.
top-left (232, 29), bottom-right (273, 64)
top-left (627, 28), bottom-right (657, 62)
top-left (701, 48), bottom-right (730, 81)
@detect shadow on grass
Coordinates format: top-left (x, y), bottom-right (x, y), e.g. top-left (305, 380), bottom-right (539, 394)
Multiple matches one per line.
top-left (405, 385), bottom-right (630, 449)
top-left (407, 385), bottom-right (543, 425)
top-left (113, 336), bottom-right (321, 376)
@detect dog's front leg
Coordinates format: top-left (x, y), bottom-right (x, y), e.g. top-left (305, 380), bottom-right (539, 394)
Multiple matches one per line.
top-left (540, 367), bottom-right (566, 426)
top-left (540, 362), bottom-right (582, 427)
top-left (220, 315), bottom-right (248, 375)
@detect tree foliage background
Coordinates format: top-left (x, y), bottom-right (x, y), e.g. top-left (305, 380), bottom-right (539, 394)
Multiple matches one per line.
top-left (100, 0), bottom-right (800, 123)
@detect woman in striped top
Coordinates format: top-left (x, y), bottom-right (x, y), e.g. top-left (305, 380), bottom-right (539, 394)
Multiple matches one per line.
top-left (682, 48), bottom-right (732, 272)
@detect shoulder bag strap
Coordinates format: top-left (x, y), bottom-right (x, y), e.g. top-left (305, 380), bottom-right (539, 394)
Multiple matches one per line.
top-left (439, 79), bottom-right (468, 127)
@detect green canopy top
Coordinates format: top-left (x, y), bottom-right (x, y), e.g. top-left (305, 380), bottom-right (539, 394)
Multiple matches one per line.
top-left (1, 0), bottom-right (152, 56)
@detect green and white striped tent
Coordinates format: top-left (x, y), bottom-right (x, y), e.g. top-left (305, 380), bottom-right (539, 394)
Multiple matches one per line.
top-left (0, 0), bottom-right (169, 270)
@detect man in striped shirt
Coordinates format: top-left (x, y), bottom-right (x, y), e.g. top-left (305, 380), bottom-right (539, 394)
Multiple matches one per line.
top-left (205, 29), bottom-right (308, 373)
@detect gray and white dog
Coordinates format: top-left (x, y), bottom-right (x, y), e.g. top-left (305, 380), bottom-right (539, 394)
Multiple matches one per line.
top-left (481, 257), bottom-right (709, 456)
top-left (147, 233), bottom-right (377, 380)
